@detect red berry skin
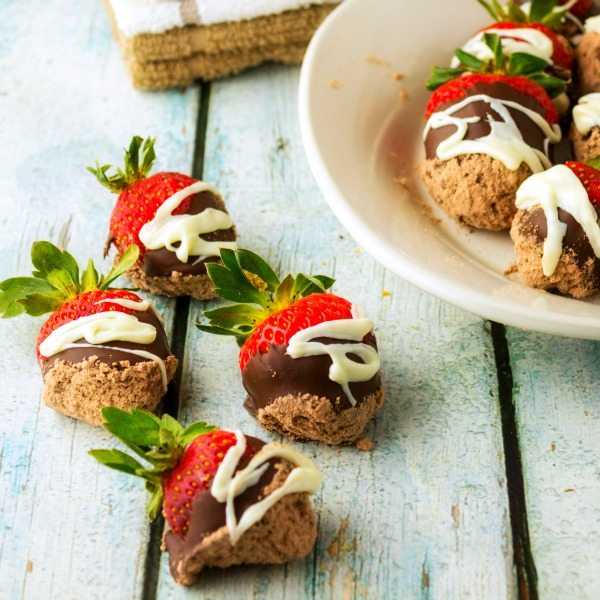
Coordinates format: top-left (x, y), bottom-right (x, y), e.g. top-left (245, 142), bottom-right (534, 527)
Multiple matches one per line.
top-left (109, 172), bottom-right (198, 258)
top-left (425, 73), bottom-right (559, 124)
top-left (562, 0), bottom-right (592, 18)
top-left (565, 162), bottom-right (600, 206)
top-left (483, 22), bottom-right (573, 71)
top-left (35, 289), bottom-right (142, 364)
top-left (239, 293), bottom-right (353, 372)
top-left (162, 430), bottom-right (259, 536)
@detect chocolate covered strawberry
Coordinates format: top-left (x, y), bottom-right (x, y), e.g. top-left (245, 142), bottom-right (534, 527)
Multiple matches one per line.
top-left (511, 161), bottom-right (600, 298)
top-left (90, 408), bottom-right (322, 586)
top-left (0, 242), bottom-right (177, 425)
top-left (480, 0), bottom-right (592, 29)
top-left (198, 249), bottom-right (383, 445)
top-left (422, 36), bottom-right (563, 231)
top-left (89, 136), bottom-right (238, 300)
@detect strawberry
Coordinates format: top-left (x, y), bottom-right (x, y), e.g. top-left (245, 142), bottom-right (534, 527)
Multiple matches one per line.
top-left (196, 249), bottom-right (352, 371)
top-left (565, 161), bottom-right (600, 205)
top-left (481, 22), bottom-right (573, 70)
top-left (425, 73), bottom-right (559, 123)
top-left (88, 136), bottom-right (202, 259)
top-left (89, 408), bottom-right (257, 536)
top-left (561, 0), bottom-right (593, 18)
top-left (0, 241), bottom-right (140, 364)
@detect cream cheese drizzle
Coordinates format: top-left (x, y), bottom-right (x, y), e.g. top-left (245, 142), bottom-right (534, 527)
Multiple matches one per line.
top-left (451, 27), bottom-right (554, 66)
top-left (138, 181), bottom-right (238, 264)
top-left (516, 164), bottom-right (600, 276)
top-left (573, 93), bottom-right (600, 135)
top-left (585, 15), bottom-right (600, 34)
top-left (285, 312), bottom-right (380, 407)
top-left (210, 431), bottom-right (322, 545)
top-left (424, 94), bottom-right (562, 173)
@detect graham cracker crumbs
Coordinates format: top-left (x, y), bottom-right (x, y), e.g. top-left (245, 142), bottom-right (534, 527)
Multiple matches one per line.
top-left (392, 71), bottom-right (405, 81)
top-left (564, 488), bottom-right (576, 493)
top-left (327, 518), bottom-right (353, 557)
top-left (382, 289), bottom-right (392, 299)
top-left (355, 437), bottom-right (374, 452)
top-left (366, 54), bottom-right (391, 67)
top-left (393, 175), bottom-right (410, 189)
top-left (504, 263), bottom-right (519, 276)
top-left (329, 79), bottom-right (344, 90)
top-left (451, 504), bottom-right (460, 528)
top-left (550, 442), bottom-right (556, 452)
top-left (26, 560), bottom-right (33, 573)
top-left (398, 89), bottom-right (409, 102)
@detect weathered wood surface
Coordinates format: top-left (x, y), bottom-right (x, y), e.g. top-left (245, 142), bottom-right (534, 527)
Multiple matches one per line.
top-left (0, 1), bottom-right (198, 598)
top-left (505, 330), bottom-right (600, 600)
top-left (154, 65), bottom-right (516, 600)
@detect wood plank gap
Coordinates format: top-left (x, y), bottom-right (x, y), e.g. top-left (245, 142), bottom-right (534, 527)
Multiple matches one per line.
top-left (141, 81), bottom-right (213, 600)
top-left (491, 322), bottom-right (538, 600)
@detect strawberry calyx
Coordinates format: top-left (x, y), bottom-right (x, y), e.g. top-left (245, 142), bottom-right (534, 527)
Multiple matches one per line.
top-left (0, 242), bottom-right (139, 319)
top-left (197, 248), bottom-right (335, 344)
top-left (427, 32), bottom-right (567, 98)
top-left (89, 407), bottom-right (216, 521)
top-left (477, 0), bottom-right (581, 29)
top-left (87, 136), bottom-right (157, 194)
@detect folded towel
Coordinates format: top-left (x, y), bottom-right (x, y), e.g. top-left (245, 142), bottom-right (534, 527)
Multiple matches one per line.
top-left (111, 0), bottom-right (339, 37)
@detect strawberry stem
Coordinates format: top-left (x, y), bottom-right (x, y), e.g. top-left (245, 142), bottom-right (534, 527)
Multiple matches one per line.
top-left (87, 136), bottom-right (156, 193)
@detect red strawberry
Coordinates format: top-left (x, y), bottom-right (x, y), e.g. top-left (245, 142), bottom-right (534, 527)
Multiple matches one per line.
top-left (90, 409), bottom-right (257, 536)
top-left (566, 161), bottom-right (600, 205)
top-left (425, 73), bottom-right (559, 124)
top-left (480, 0), bottom-right (591, 28)
top-left (0, 241), bottom-right (141, 365)
top-left (88, 136), bottom-right (202, 259)
top-left (196, 248), bottom-right (359, 371)
top-left (560, 0), bottom-right (593, 18)
top-left (482, 22), bottom-right (573, 70)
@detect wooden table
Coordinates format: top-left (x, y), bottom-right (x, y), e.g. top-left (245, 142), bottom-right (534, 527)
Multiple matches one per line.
top-left (1, 2), bottom-right (599, 599)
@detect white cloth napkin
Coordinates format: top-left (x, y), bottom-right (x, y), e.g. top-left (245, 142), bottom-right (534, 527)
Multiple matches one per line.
top-left (110, 0), bottom-right (339, 37)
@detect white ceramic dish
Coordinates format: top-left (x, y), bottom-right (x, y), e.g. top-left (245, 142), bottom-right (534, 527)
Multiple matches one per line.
top-left (299, 0), bottom-right (600, 339)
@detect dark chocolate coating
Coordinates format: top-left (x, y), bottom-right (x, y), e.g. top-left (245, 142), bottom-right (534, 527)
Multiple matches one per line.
top-left (242, 334), bottom-right (381, 415)
top-left (41, 308), bottom-right (171, 372)
top-left (164, 436), bottom-right (276, 574)
top-left (522, 205), bottom-right (600, 268)
top-left (425, 81), bottom-right (552, 160)
top-left (142, 190), bottom-right (236, 277)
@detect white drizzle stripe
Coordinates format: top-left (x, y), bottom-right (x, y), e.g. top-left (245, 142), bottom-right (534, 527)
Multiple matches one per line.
top-left (424, 94), bottom-right (562, 173)
top-left (95, 297), bottom-right (150, 311)
top-left (210, 431), bottom-right (322, 545)
top-left (286, 317), bottom-right (380, 407)
top-left (585, 15), bottom-right (600, 33)
top-left (138, 181), bottom-right (238, 264)
top-left (573, 93), bottom-right (600, 135)
top-left (39, 312), bottom-right (157, 358)
top-left (451, 28), bottom-right (554, 67)
top-left (516, 164), bottom-right (600, 276)
top-left (59, 343), bottom-right (168, 390)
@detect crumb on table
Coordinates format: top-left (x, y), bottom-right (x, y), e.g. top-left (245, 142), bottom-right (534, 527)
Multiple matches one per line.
top-left (355, 437), bottom-right (375, 452)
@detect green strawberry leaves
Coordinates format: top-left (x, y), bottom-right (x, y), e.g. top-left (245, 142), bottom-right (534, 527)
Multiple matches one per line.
top-left (87, 136), bottom-right (156, 193)
top-left (0, 241), bottom-right (140, 318)
top-left (198, 248), bottom-right (335, 343)
top-left (426, 34), bottom-right (566, 98)
top-left (89, 407), bottom-right (216, 521)
top-left (476, 0), bottom-right (568, 26)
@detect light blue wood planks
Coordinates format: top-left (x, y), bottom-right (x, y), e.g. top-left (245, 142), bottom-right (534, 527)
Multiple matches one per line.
top-left (0, 1), bottom-right (198, 598)
top-left (505, 330), bottom-right (600, 600)
top-left (154, 65), bottom-right (516, 600)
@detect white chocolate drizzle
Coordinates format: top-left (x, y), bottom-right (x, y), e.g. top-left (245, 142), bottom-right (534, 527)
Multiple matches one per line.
top-left (573, 93), bottom-right (600, 135)
top-left (138, 181), bottom-right (237, 264)
top-left (585, 15), bottom-right (600, 34)
top-left (95, 297), bottom-right (150, 312)
top-left (210, 431), bottom-right (322, 545)
top-left (424, 94), bottom-right (562, 173)
top-left (452, 27), bottom-right (554, 66)
top-left (285, 310), bottom-right (380, 407)
top-left (516, 164), bottom-right (600, 276)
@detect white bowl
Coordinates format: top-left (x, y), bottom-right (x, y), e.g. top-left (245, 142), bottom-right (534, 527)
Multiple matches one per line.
top-left (299, 0), bottom-right (600, 339)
